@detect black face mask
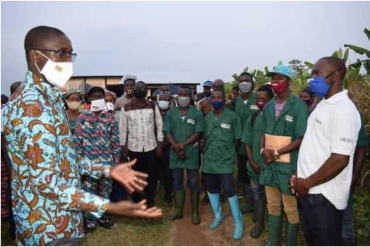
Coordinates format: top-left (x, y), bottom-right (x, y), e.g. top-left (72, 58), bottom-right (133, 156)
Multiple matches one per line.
top-left (134, 88), bottom-right (147, 99)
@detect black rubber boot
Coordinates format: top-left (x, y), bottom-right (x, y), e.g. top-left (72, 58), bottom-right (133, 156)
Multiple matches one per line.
top-left (250, 199), bottom-right (265, 238)
top-left (191, 191), bottom-right (201, 225)
top-left (241, 184), bottom-right (253, 213)
top-left (168, 191), bottom-right (185, 221)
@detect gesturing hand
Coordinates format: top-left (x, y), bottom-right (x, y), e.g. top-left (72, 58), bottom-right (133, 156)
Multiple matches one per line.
top-left (106, 200), bottom-right (163, 219)
top-left (110, 159), bottom-right (148, 194)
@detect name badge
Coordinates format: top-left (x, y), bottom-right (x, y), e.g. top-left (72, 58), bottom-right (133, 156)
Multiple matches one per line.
top-left (250, 105), bottom-right (259, 110)
top-left (187, 119), bottom-right (195, 125)
top-left (285, 115), bottom-right (293, 122)
top-left (221, 123), bottom-right (231, 129)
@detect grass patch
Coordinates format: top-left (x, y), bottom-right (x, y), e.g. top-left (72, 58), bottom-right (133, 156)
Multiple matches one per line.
top-left (81, 187), bottom-right (174, 246)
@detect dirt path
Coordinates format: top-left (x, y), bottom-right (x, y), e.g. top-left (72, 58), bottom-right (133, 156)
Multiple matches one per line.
top-left (171, 190), bottom-right (268, 246)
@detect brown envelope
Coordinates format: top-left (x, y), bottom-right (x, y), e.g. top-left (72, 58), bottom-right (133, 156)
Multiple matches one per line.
top-left (265, 134), bottom-right (292, 163)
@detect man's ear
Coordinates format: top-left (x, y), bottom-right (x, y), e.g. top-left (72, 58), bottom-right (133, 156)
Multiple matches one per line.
top-left (29, 50), bottom-right (40, 63)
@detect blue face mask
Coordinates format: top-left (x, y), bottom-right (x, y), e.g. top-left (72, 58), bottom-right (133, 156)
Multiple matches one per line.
top-left (204, 91), bottom-right (212, 98)
top-left (211, 100), bottom-right (224, 110)
top-left (309, 72), bottom-right (334, 98)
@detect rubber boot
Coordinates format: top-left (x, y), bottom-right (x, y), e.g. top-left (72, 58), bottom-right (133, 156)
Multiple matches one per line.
top-left (250, 198), bottom-right (265, 238)
top-left (241, 184), bottom-right (253, 213)
top-left (262, 214), bottom-right (283, 246)
top-left (168, 191), bottom-right (185, 221)
top-left (228, 195), bottom-right (244, 240)
top-left (286, 222), bottom-right (299, 246)
top-left (191, 191), bottom-right (201, 225)
top-left (207, 192), bottom-right (224, 229)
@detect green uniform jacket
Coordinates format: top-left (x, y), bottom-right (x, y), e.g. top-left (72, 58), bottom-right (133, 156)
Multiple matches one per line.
top-left (203, 108), bottom-right (242, 174)
top-left (163, 105), bottom-right (204, 169)
top-left (259, 93), bottom-right (309, 195)
top-left (233, 94), bottom-right (259, 155)
top-left (241, 111), bottom-right (264, 180)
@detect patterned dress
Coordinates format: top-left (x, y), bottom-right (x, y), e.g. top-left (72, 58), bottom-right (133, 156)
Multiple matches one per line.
top-left (2, 71), bottom-right (110, 246)
top-left (74, 110), bottom-right (120, 223)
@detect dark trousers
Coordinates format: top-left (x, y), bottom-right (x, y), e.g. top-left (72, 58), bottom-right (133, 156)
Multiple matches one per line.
top-left (128, 149), bottom-right (159, 205)
top-left (159, 147), bottom-right (173, 197)
top-left (237, 155), bottom-right (250, 184)
top-left (204, 173), bottom-right (236, 197)
top-left (172, 168), bottom-right (199, 191)
top-left (300, 194), bottom-right (344, 246)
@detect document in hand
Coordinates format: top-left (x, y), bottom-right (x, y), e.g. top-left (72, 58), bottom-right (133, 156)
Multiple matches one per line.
top-left (265, 134), bottom-right (292, 163)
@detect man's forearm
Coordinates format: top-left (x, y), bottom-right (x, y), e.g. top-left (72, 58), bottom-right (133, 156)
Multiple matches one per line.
top-left (278, 137), bottom-right (303, 155)
top-left (181, 132), bottom-right (201, 147)
top-left (245, 144), bottom-right (255, 164)
top-left (352, 146), bottom-right (367, 186)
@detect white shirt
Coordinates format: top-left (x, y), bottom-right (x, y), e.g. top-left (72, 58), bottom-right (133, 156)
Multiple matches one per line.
top-left (297, 90), bottom-right (361, 210)
top-left (119, 103), bottom-right (164, 152)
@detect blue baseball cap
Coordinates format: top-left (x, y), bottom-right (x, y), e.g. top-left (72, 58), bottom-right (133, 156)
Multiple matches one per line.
top-left (266, 63), bottom-right (294, 79)
top-left (202, 80), bottom-right (213, 87)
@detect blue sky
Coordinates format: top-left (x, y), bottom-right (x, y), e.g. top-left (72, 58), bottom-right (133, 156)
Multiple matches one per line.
top-left (1, 1), bottom-right (370, 95)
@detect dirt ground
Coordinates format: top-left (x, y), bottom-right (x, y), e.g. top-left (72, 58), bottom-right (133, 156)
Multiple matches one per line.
top-left (170, 190), bottom-right (268, 246)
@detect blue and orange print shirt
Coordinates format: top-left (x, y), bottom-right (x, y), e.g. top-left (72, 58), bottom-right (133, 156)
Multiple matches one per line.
top-left (2, 71), bottom-right (110, 246)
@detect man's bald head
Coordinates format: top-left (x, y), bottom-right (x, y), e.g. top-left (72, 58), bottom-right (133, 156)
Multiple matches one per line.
top-left (24, 26), bottom-right (66, 60)
top-left (318, 57), bottom-right (347, 80)
top-left (212, 79), bottom-right (225, 90)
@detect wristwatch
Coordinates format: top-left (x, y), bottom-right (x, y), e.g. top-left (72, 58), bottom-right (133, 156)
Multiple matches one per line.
top-left (104, 165), bottom-right (112, 178)
top-left (274, 150), bottom-right (280, 160)
top-left (260, 148), bottom-right (265, 155)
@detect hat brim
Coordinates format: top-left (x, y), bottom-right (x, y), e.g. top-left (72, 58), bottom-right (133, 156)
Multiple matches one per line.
top-left (266, 71), bottom-right (292, 79)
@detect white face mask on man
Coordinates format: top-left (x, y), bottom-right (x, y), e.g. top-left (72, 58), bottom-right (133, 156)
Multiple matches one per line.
top-left (34, 50), bottom-right (74, 88)
top-left (106, 102), bottom-right (115, 112)
top-left (90, 99), bottom-right (107, 112)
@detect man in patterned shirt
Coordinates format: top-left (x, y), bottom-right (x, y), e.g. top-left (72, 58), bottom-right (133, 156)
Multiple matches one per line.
top-left (119, 81), bottom-right (164, 208)
top-left (2, 26), bottom-right (162, 246)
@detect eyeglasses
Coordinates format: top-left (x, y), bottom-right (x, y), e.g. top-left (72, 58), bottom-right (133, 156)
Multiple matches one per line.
top-left (34, 48), bottom-right (77, 62)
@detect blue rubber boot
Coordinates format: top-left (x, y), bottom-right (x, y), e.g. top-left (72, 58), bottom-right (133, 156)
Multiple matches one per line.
top-left (228, 194), bottom-right (244, 240)
top-left (207, 192), bottom-right (224, 230)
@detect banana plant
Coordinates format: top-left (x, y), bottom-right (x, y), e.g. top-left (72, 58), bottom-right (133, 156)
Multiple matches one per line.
top-left (344, 28), bottom-right (370, 75)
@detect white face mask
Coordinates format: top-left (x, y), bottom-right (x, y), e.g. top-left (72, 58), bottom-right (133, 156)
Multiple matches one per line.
top-left (158, 100), bottom-right (170, 110)
top-left (90, 99), bottom-right (107, 112)
top-left (239, 81), bottom-right (252, 94)
top-left (34, 51), bottom-right (73, 88)
top-left (66, 100), bottom-right (81, 111)
top-left (106, 102), bottom-right (115, 112)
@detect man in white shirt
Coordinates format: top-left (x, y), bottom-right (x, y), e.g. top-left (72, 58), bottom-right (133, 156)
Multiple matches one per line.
top-left (119, 81), bottom-right (164, 208)
top-left (291, 57), bottom-right (361, 246)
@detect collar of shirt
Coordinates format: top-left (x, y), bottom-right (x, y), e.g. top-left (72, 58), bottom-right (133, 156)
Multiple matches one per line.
top-left (323, 90), bottom-right (348, 105)
top-left (25, 71), bottom-right (63, 105)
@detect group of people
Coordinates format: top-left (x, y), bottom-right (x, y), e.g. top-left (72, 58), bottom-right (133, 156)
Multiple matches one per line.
top-left (1, 25), bottom-right (368, 246)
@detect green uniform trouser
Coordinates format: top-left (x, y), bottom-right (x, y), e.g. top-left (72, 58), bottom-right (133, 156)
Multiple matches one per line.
top-left (265, 186), bottom-right (299, 224)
